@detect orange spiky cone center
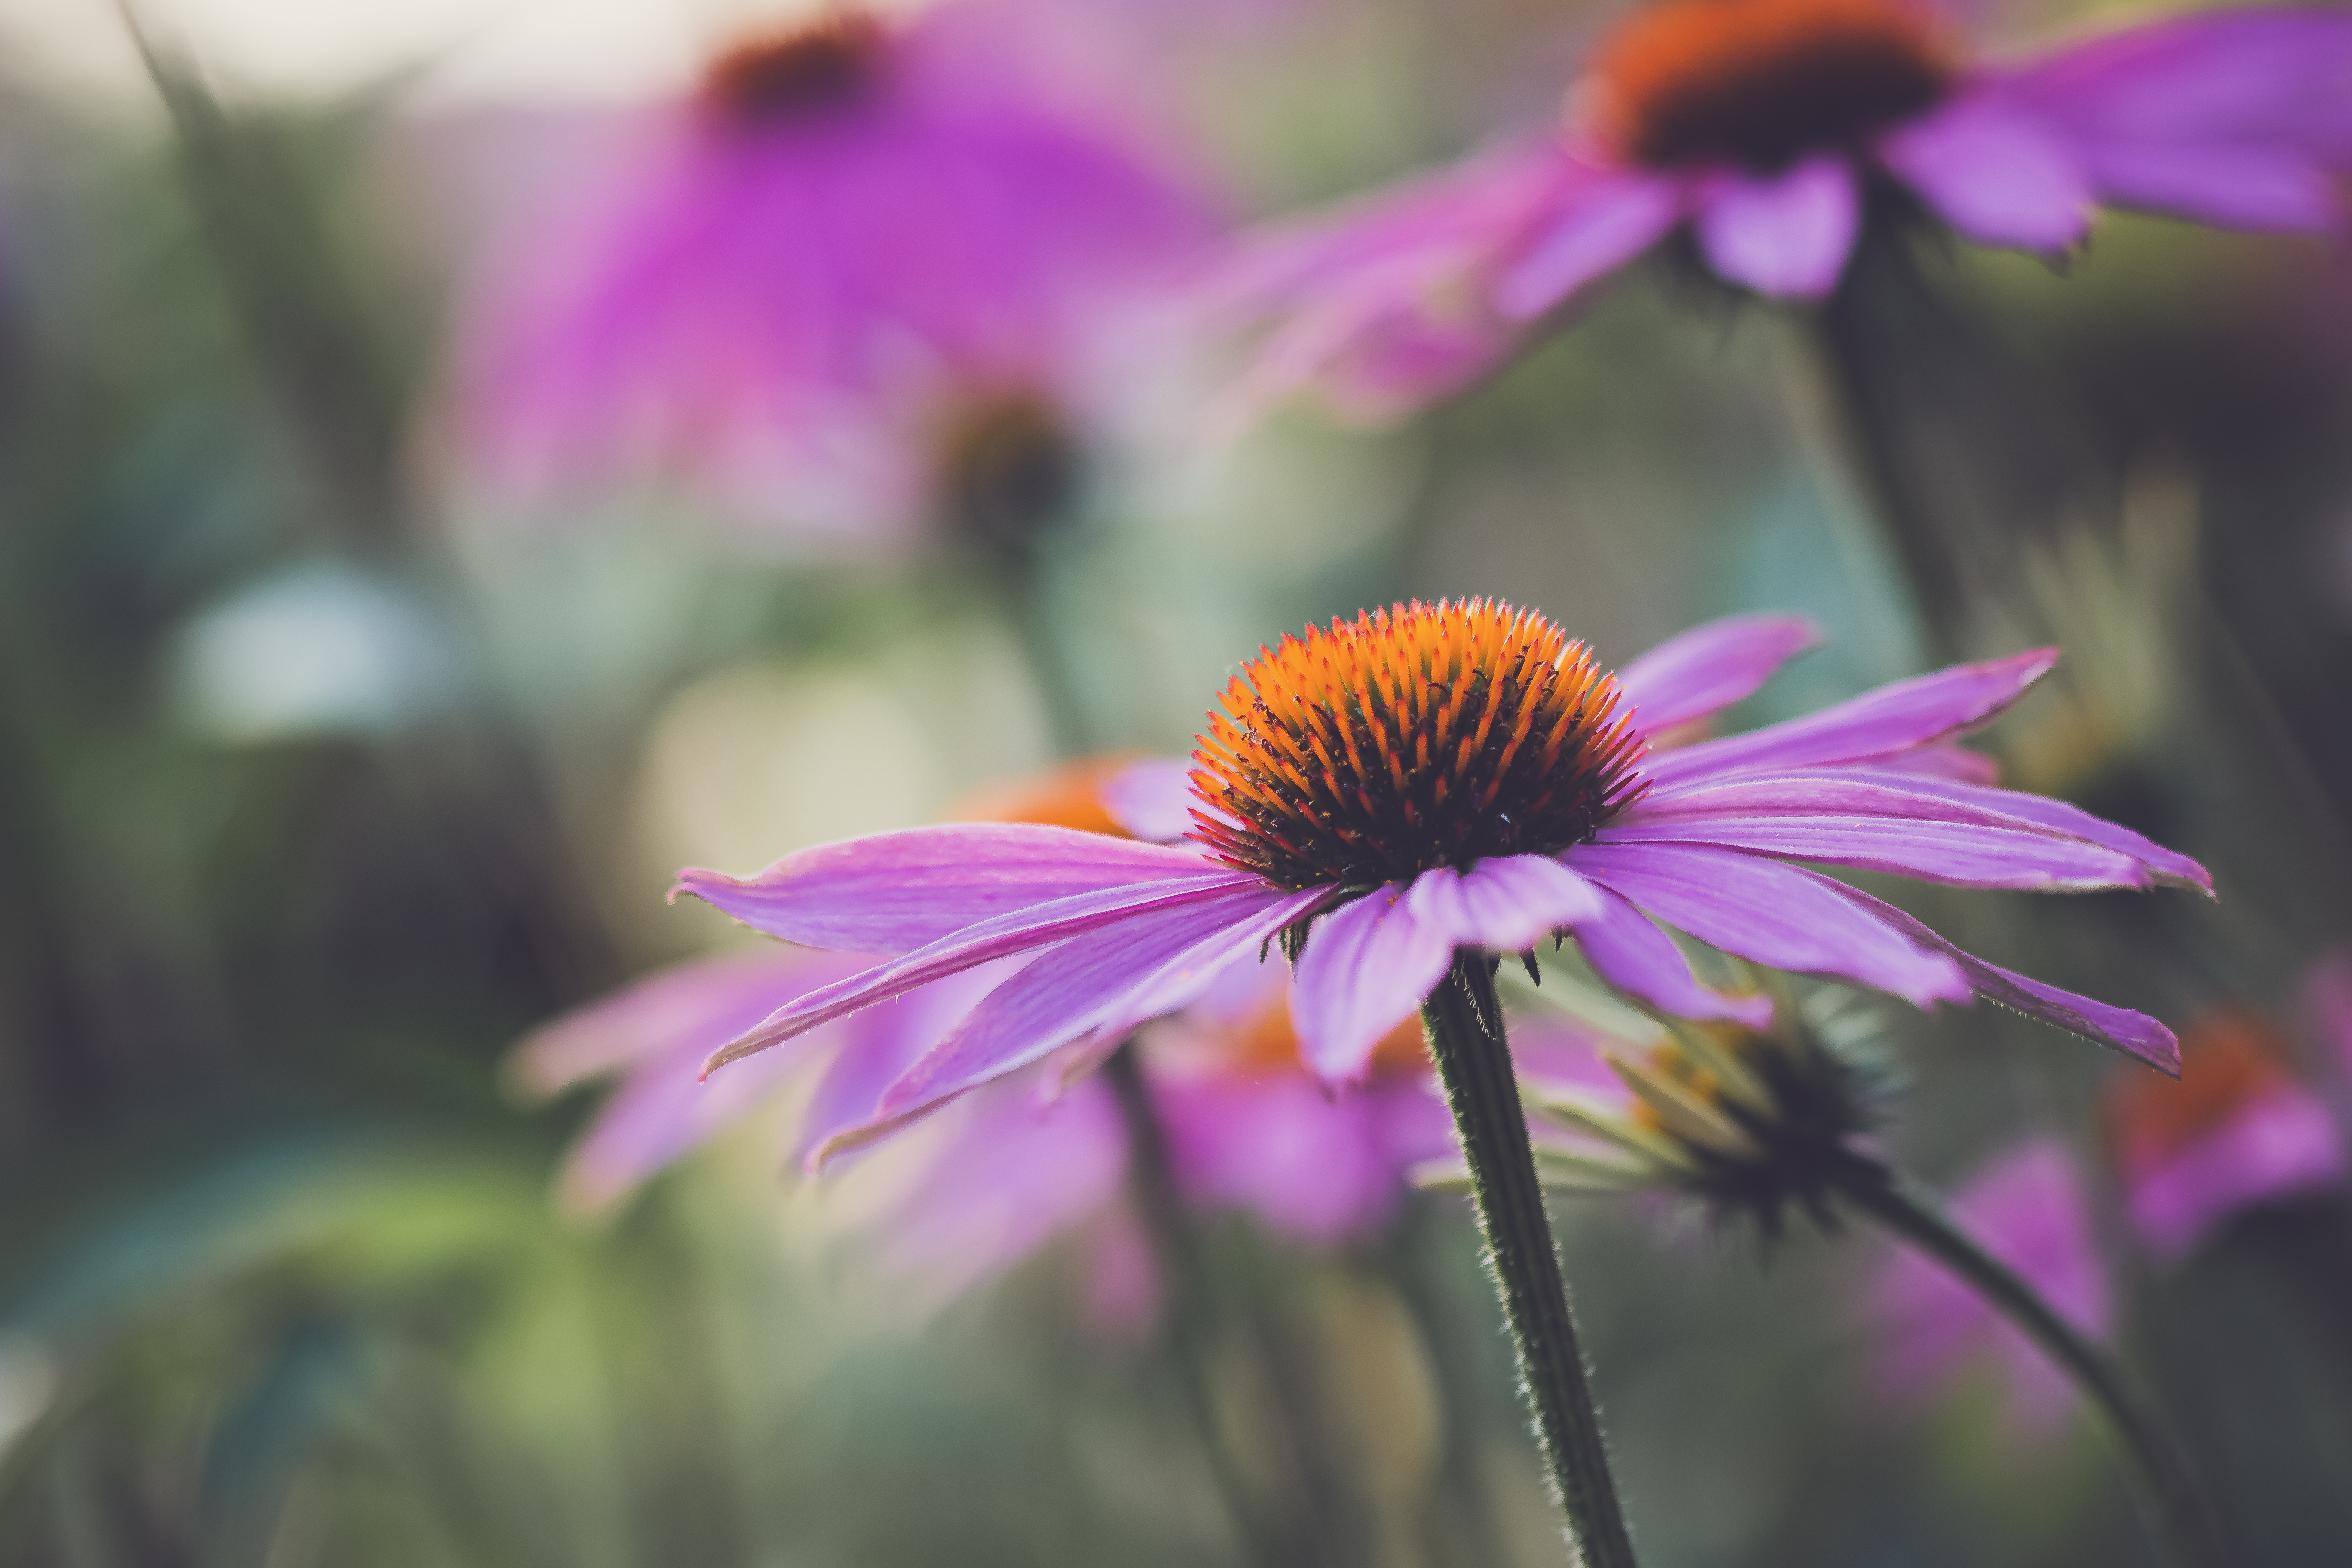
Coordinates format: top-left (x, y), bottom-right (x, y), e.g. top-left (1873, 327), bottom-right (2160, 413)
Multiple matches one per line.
top-left (703, 12), bottom-right (888, 124)
top-left (1585, 0), bottom-right (1957, 172)
top-left (1187, 599), bottom-right (1648, 891)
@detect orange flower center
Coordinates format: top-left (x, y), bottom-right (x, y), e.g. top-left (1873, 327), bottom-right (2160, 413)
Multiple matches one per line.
top-left (2105, 1009), bottom-right (2298, 1171)
top-left (703, 13), bottom-right (888, 125)
top-left (1585, 0), bottom-right (1957, 172)
top-left (1188, 599), bottom-right (1647, 890)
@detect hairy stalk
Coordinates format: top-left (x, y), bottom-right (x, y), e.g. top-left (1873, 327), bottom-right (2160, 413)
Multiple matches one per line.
top-left (1834, 1163), bottom-right (2230, 1568)
top-left (1102, 1045), bottom-right (1341, 1568)
top-left (1422, 953), bottom-right (1638, 1567)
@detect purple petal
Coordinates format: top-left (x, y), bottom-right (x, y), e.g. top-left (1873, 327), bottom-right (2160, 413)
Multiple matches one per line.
top-left (1159, 1070), bottom-right (1449, 1243)
top-left (1567, 842), bottom-right (1969, 1007)
top-left (1572, 885), bottom-right (1776, 1027)
top-left (1880, 92), bottom-right (2093, 250)
top-left (793, 956), bottom-right (1029, 1168)
top-left (1292, 885), bottom-right (1457, 1084)
top-left (1599, 813), bottom-right (2150, 891)
top-left (1405, 855), bottom-right (1603, 951)
top-left (869, 885), bottom-right (1315, 1130)
top-left (2070, 140), bottom-right (2340, 233)
top-left (705, 870), bottom-right (1265, 1072)
top-left (1792, 767), bottom-right (2211, 893)
top-left (1099, 757), bottom-right (1198, 842)
top-left (2126, 1087), bottom-right (2348, 1259)
top-left (675, 823), bottom-right (1222, 952)
top-left (1494, 165), bottom-right (1684, 319)
top-left (514, 947), bottom-right (858, 1093)
top-left (1643, 648), bottom-right (2058, 792)
top-left (1796, 870), bottom-right (2178, 1071)
top-left (1873, 743), bottom-right (2001, 785)
top-left (1614, 612), bottom-right (1823, 734)
top-left (1694, 156), bottom-right (1860, 299)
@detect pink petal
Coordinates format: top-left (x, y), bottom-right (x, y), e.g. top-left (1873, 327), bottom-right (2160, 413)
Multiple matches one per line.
top-left (1405, 855), bottom-right (1603, 951)
top-left (1694, 156), bottom-right (1861, 299)
top-left (1572, 885), bottom-right (1776, 1027)
top-left (1099, 757), bottom-right (1198, 842)
top-left (2000, 9), bottom-right (2352, 153)
top-left (2071, 140), bottom-right (2340, 233)
top-left (1292, 884), bottom-right (1457, 1085)
top-left (1880, 92), bottom-right (2093, 250)
top-left (1614, 612), bottom-right (1822, 734)
top-left (1599, 813), bottom-right (2150, 891)
top-left (1567, 842), bottom-right (1969, 1007)
top-left (793, 956), bottom-right (1030, 1167)
top-left (868, 885), bottom-right (1311, 1130)
top-left (705, 870), bottom-right (1264, 1072)
top-left (1872, 744), bottom-right (2001, 785)
top-left (1784, 768), bottom-right (2211, 893)
top-left (675, 822), bottom-right (1222, 952)
top-left (1797, 870), bottom-right (2178, 1071)
top-left (1643, 648), bottom-right (2058, 793)
top-left (514, 946), bottom-right (856, 1093)
top-left (2126, 1088), bottom-right (2349, 1259)
top-left (1494, 165), bottom-right (1684, 320)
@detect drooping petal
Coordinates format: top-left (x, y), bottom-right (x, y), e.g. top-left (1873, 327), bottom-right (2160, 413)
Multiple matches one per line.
top-left (1599, 812), bottom-right (2150, 891)
top-left (1693, 156), bottom-right (1861, 299)
top-left (1494, 165), bottom-right (1685, 319)
top-left (1798, 871), bottom-right (2179, 1071)
top-left (514, 946), bottom-right (858, 1093)
top-left (675, 822), bottom-right (1221, 952)
top-left (865, 885), bottom-right (1306, 1131)
top-left (1614, 612), bottom-right (1822, 734)
top-left (2068, 141), bottom-right (2340, 233)
top-left (705, 870), bottom-right (1264, 1072)
top-left (1568, 842), bottom-right (1969, 1007)
top-left (1643, 648), bottom-right (2058, 792)
top-left (1880, 92), bottom-right (2094, 250)
top-left (793, 956), bottom-right (1031, 1169)
top-left (1572, 885), bottom-right (1776, 1027)
top-left (1755, 767), bottom-right (2212, 893)
top-left (1406, 855), bottom-right (1604, 952)
top-left (1292, 885), bottom-right (1458, 1084)
top-left (2125, 1089), bottom-right (2347, 1259)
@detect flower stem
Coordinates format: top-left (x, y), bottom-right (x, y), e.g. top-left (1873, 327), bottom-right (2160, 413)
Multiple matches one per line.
top-left (1421, 952), bottom-right (1639, 1567)
top-left (1833, 1163), bottom-right (2231, 1568)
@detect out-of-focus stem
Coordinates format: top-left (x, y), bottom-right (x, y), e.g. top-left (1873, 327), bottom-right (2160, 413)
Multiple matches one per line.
top-left (1835, 1164), bottom-right (2231, 1568)
top-left (1421, 953), bottom-right (1638, 1568)
top-left (1102, 1044), bottom-right (1337, 1568)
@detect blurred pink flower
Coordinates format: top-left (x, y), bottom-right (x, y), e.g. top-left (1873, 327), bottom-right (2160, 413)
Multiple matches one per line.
top-left (514, 757), bottom-right (1452, 1311)
top-left (447, 6), bottom-right (1211, 541)
top-left (1868, 1139), bottom-right (2111, 1439)
top-left (2103, 1008), bottom-right (2347, 1261)
top-left (1222, 0), bottom-right (2352, 415)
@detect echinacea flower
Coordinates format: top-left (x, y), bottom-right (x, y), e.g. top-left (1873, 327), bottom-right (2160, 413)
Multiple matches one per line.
top-left (517, 758), bottom-right (1452, 1302)
top-left (1223, 0), bottom-right (2352, 413)
top-left (685, 599), bottom-right (2205, 1151)
top-left (1867, 1139), bottom-right (2110, 1439)
top-left (449, 5), bottom-right (1210, 540)
top-left (2104, 1008), bottom-right (2348, 1261)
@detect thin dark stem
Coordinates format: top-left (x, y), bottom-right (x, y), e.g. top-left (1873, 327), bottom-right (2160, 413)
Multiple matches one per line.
top-left (1422, 953), bottom-right (1638, 1567)
top-left (1102, 1044), bottom-right (1338, 1568)
top-left (1834, 1164), bottom-right (2231, 1568)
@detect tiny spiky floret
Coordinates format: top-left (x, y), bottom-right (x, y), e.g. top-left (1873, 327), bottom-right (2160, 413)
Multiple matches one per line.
top-left (1187, 599), bottom-right (1648, 891)
top-left (1588, 0), bottom-right (1955, 171)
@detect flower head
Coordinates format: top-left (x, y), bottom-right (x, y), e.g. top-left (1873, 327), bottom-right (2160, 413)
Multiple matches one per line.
top-left (2104, 1007), bottom-right (2347, 1260)
top-left (447, 4), bottom-right (1210, 541)
top-left (683, 603), bottom-right (2204, 1145)
top-left (1222, 2), bottom-right (2352, 414)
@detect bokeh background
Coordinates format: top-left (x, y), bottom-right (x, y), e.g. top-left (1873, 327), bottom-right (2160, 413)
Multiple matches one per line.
top-left (5, 0), bottom-right (2352, 1564)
